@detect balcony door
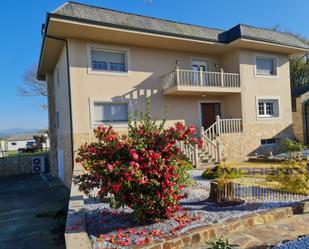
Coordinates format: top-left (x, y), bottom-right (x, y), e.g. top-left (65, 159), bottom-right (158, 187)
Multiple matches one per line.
top-left (201, 103), bottom-right (221, 129)
top-left (192, 60), bottom-right (208, 85)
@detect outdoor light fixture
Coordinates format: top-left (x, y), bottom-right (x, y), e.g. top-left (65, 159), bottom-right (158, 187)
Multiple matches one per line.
top-left (175, 60), bottom-right (180, 65)
top-left (214, 64), bottom-right (219, 68)
top-left (202, 93), bottom-right (206, 98)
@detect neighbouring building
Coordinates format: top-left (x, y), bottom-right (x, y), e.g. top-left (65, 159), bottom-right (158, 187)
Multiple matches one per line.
top-left (6, 134), bottom-right (50, 151)
top-left (37, 2), bottom-right (309, 188)
top-left (291, 85), bottom-right (309, 144)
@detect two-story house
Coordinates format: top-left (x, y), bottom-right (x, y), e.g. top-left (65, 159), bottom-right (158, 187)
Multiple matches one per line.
top-left (37, 2), bottom-right (309, 188)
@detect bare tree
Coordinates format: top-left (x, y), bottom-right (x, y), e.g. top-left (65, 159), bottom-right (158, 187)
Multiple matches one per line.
top-left (18, 64), bottom-right (47, 97)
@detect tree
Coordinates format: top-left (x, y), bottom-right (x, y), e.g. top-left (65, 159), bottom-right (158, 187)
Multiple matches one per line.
top-left (290, 55), bottom-right (309, 88)
top-left (18, 64), bottom-right (47, 97)
top-left (271, 26), bottom-right (309, 88)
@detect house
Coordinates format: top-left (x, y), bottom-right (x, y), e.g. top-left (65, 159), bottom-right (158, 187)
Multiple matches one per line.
top-left (291, 85), bottom-right (309, 144)
top-left (37, 2), bottom-right (309, 188)
top-left (6, 133), bottom-right (50, 151)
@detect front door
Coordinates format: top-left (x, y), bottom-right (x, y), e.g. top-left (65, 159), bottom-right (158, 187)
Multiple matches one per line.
top-left (201, 103), bottom-right (221, 129)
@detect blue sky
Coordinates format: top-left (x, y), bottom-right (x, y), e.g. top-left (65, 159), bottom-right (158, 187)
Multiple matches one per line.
top-left (0, 0), bottom-right (308, 130)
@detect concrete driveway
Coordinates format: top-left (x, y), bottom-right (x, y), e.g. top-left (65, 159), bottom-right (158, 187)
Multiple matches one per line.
top-left (0, 174), bottom-right (69, 249)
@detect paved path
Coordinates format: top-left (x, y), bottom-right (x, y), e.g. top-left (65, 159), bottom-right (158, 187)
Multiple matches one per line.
top-left (195, 213), bottom-right (309, 249)
top-left (0, 174), bottom-right (69, 249)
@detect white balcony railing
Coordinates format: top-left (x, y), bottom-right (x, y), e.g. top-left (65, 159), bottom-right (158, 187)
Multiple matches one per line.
top-left (162, 68), bottom-right (240, 89)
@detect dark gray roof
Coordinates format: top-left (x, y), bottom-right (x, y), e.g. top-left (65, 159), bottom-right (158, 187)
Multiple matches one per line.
top-left (6, 133), bottom-right (46, 142)
top-left (292, 85), bottom-right (309, 97)
top-left (49, 1), bottom-right (309, 50)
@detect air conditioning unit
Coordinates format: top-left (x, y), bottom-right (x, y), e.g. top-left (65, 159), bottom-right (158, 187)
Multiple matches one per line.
top-left (32, 157), bottom-right (45, 173)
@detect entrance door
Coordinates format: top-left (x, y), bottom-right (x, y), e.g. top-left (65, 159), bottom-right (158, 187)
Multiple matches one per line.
top-left (57, 149), bottom-right (65, 182)
top-left (201, 103), bottom-right (221, 129)
top-left (192, 60), bottom-right (208, 85)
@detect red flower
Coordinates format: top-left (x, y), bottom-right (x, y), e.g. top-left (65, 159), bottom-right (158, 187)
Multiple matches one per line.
top-left (112, 183), bottom-right (121, 193)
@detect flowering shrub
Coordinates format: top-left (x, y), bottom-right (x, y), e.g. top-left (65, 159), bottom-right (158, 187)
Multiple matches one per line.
top-left (74, 100), bottom-right (202, 221)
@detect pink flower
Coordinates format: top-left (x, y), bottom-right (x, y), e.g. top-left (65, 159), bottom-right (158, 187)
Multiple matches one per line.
top-left (129, 149), bottom-right (139, 161)
top-left (107, 163), bottom-right (113, 173)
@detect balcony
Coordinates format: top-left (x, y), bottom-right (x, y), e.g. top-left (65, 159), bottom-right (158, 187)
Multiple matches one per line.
top-left (162, 68), bottom-right (241, 95)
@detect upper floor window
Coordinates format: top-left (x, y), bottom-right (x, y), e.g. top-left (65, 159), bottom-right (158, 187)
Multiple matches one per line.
top-left (90, 49), bottom-right (127, 72)
top-left (257, 99), bottom-right (279, 118)
top-left (255, 56), bottom-right (277, 76)
top-left (93, 102), bottom-right (128, 124)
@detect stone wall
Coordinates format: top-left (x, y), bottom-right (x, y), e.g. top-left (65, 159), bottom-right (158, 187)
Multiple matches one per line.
top-left (218, 122), bottom-right (294, 162)
top-left (0, 155), bottom-right (44, 178)
top-left (47, 73), bottom-right (58, 177)
top-left (292, 97), bottom-right (304, 143)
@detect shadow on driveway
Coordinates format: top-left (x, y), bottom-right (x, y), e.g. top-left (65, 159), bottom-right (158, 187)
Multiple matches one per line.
top-left (0, 174), bottom-right (69, 249)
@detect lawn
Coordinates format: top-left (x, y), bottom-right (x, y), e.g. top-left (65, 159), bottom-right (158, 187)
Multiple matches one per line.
top-left (7, 150), bottom-right (49, 158)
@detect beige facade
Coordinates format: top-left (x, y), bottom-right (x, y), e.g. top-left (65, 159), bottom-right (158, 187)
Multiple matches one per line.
top-left (38, 2), bottom-right (309, 188)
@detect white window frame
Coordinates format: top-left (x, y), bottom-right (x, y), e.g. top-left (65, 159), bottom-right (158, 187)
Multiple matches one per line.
top-left (87, 44), bottom-right (131, 76)
top-left (254, 54), bottom-right (279, 78)
top-left (89, 98), bottom-right (131, 128)
top-left (256, 96), bottom-right (280, 120)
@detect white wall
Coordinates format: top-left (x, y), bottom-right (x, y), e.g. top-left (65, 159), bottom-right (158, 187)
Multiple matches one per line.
top-left (7, 139), bottom-right (50, 151)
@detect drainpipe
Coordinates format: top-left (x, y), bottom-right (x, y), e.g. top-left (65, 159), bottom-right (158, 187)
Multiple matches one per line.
top-left (45, 35), bottom-right (74, 172)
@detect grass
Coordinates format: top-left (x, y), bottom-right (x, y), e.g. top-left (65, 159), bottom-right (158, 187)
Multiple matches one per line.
top-left (6, 150), bottom-right (49, 158)
top-left (226, 161), bottom-right (283, 169)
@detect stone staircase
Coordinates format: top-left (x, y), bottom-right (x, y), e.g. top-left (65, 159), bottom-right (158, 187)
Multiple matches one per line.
top-left (179, 116), bottom-right (243, 169)
top-left (196, 149), bottom-right (216, 169)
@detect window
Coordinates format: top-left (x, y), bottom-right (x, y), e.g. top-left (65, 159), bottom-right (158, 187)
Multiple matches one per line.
top-left (90, 49), bottom-right (127, 72)
top-left (261, 138), bottom-right (276, 146)
top-left (56, 111), bottom-right (60, 129)
top-left (93, 102), bottom-right (128, 124)
top-left (11, 142), bottom-right (16, 146)
top-left (255, 56), bottom-right (277, 76)
top-left (257, 99), bottom-right (279, 118)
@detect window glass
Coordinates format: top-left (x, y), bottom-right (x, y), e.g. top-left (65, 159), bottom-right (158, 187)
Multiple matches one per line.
top-left (91, 50), bottom-right (126, 72)
top-left (256, 57), bottom-right (276, 75)
top-left (258, 99), bottom-right (279, 117)
top-left (94, 102), bottom-right (128, 123)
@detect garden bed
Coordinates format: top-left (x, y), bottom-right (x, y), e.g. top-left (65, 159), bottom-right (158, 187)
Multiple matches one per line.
top-left (84, 170), bottom-right (306, 249)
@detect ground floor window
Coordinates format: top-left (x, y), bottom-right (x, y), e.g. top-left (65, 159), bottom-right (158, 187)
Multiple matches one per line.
top-left (257, 98), bottom-right (279, 118)
top-left (92, 102), bottom-right (129, 125)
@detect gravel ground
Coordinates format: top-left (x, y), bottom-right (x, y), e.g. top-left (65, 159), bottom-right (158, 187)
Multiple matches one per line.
top-left (274, 236), bottom-right (309, 249)
top-left (85, 170), bottom-right (305, 249)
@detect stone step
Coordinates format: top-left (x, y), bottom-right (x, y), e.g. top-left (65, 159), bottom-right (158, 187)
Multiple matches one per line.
top-left (196, 162), bottom-right (216, 169)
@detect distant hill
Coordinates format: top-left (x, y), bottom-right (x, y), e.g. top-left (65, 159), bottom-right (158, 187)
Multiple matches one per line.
top-left (0, 128), bottom-right (42, 138)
